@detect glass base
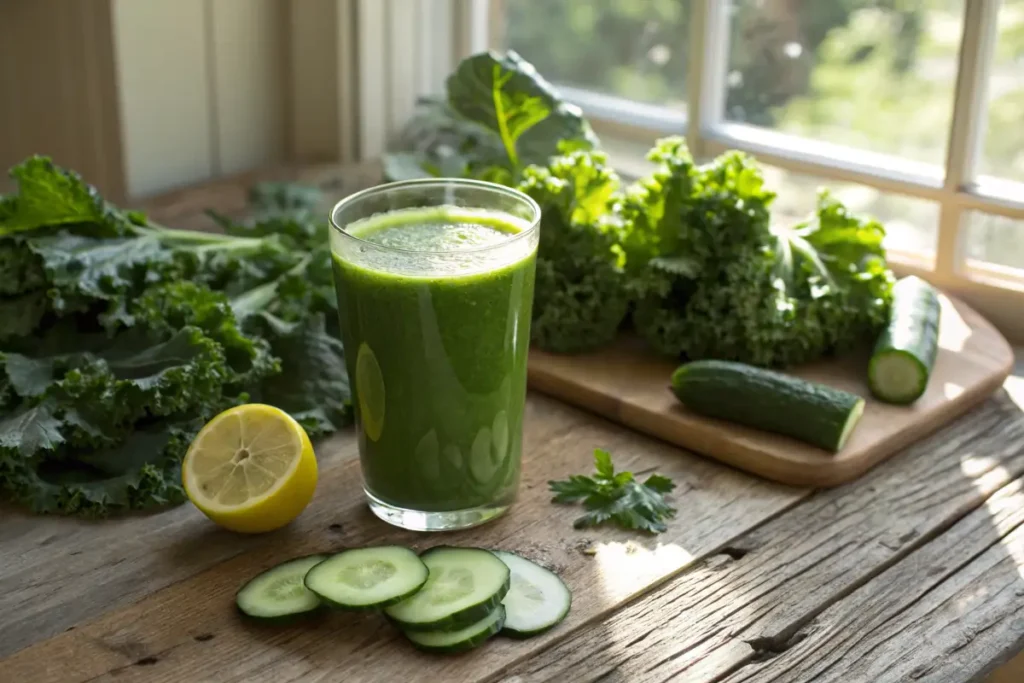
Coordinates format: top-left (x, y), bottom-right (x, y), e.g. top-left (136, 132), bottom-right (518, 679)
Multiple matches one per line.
top-left (365, 489), bottom-right (510, 531)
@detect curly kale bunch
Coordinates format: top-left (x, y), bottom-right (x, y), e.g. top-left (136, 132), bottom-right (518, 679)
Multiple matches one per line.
top-left (628, 137), bottom-right (894, 368)
top-left (518, 149), bottom-right (631, 353)
top-left (0, 157), bottom-right (351, 516)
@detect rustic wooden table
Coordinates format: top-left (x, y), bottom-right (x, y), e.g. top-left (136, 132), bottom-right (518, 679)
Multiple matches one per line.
top-left (2, 163), bottom-right (1023, 683)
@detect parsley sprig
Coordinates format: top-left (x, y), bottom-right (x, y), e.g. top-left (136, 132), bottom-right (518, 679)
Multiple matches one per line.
top-left (549, 449), bottom-right (676, 534)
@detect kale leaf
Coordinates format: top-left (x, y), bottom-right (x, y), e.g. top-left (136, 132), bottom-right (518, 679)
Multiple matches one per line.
top-left (629, 138), bottom-right (894, 367)
top-left (519, 149), bottom-right (631, 352)
top-left (0, 159), bottom-right (351, 516)
top-left (384, 51), bottom-right (598, 183)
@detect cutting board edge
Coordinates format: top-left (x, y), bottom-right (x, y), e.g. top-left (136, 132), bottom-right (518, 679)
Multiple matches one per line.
top-left (526, 294), bottom-right (1016, 489)
top-left (528, 363), bottom-right (1012, 489)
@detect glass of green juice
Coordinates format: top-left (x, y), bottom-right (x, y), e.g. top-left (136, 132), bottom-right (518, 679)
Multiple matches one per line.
top-left (329, 179), bottom-right (541, 531)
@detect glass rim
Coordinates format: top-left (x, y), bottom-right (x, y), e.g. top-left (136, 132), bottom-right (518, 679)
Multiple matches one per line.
top-left (328, 178), bottom-right (542, 256)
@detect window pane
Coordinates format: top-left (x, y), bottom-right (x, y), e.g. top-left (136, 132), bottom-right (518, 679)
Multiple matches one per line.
top-left (979, 0), bottom-right (1024, 183)
top-left (722, 0), bottom-right (964, 168)
top-left (502, 0), bottom-right (688, 109)
top-left (965, 212), bottom-right (1024, 271)
top-left (761, 165), bottom-right (940, 259)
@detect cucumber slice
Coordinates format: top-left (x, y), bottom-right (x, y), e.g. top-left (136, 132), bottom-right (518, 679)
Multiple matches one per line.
top-left (384, 547), bottom-right (510, 631)
top-left (303, 546), bottom-right (428, 609)
top-left (403, 606), bottom-right (506, 654)
top-left (869, 276), bottom-right (941, 405)
top-left (493, 551), bottom-right (571, 638)
top-left (236, 555), bottom-right (327, 621)
top-left (671, 360), bottom-right (865, 452)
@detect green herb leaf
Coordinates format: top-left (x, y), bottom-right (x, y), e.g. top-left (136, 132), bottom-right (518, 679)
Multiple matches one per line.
top-left (548, 449), bottom-right (677, 534)
top-left (593, 448), bottom-right (614, 479)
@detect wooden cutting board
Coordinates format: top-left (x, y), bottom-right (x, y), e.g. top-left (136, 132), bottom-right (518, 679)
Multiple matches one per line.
top-left (527, 294), bottom-right (1015, 488)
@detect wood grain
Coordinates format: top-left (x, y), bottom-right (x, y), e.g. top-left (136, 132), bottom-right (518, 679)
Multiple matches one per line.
top-left (722, 474), bottom-right (1024, 683)
top-left (494, 391), bottom-right (1024, 682)
top-left (0, 395), bottom-right (803, 682)
top-left (0, 436), bottom-right (358, 659)
top-left (529, 295), bottom-right (1014, 488)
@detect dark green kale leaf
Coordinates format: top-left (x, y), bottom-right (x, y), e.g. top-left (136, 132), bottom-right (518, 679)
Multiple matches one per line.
top-left (0, 291), bottom-right (48, 342)
top-left (0, 401), bottom-right (65, 457)
top-left (518, 149), bottom-right (630, 353)
top-left (0, 424), bottom-right (192, 516)
top-left (129, 282), bottom-right (280, 390)
top-left (629, 139), bottom-right (893, 367)
top-left (251, 315), bottom-right (351, 437)
top-left (0, 158), bottom-right (353, 518)
top-left (0, 237), bottom-right (47, 296)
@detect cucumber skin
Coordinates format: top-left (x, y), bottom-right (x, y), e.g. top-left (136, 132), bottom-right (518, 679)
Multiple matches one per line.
top-left (671, 360), bottom-right (863, 452)
top-left (493, 550), bottom-right (572, 639)
top-left (235, 554), bottom-right (327, 623)
top-left (404, 606), bottom-right (506, 654)
top-left (235, 603), bottom-right (326, 625)
top-left (303, 548), bottom-right (428, 611)
top-left (501, 617), bottom-right (566, 639)
top-left (385, 547), bottom-right (511, 632)
top-left (869, 276), bottom-right (941, 405)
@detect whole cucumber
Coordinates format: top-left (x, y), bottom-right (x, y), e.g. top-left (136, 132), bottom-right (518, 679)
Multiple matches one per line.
top-left (671, 360), bottom-right (865, 452)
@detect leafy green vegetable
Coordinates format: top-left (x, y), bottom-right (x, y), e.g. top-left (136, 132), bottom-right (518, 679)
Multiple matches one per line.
top-left (549, 449), bottom-right (676, 534)
top-left (0, 157), bottom-right (351, 516)
top-left (384, 51), bottom-right (598, 183)
top-left (0, 157), bottom-right (115, 236)
top-left (629, 138), bottom-right (894, 367)
top-left (519, 149), bottom-right (631, 352)
top-left (447, 51), bottom-right (597, 171)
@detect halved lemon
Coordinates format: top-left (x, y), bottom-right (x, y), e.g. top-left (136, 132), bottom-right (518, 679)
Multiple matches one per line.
top-left (182, 404), bottom-right (317, 533)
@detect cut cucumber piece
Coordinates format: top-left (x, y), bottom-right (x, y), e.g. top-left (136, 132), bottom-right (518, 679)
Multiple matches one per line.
top-left (236, 555), bottom-right (327, 621)
top-left (869, 276), bottom-right (941, 405)
top-left (671, 360), bottom-right (865, 452)
top-left (384, 547), bottom-right (510, 631)
top-left (403, 606), bottom-right (506, 654)
top-left (304, 546), bottom-right (428, 609)
top-left (493, 551), bottom-right (571, 638)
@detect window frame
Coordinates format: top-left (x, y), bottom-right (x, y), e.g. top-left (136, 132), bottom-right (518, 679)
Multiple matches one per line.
top-left (482, 0), bottom-right (1024, 341)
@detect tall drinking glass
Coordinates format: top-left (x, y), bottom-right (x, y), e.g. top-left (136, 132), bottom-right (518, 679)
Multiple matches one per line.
top-left (329, 179), bottom-right (541, 531)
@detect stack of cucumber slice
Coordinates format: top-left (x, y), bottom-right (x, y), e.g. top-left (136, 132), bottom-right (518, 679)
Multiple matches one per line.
top-left (235, 545), bottom-right (571, 654)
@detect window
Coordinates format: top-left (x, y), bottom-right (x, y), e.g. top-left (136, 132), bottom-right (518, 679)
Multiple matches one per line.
top-left (491, 0), bottom-right (1024, 340)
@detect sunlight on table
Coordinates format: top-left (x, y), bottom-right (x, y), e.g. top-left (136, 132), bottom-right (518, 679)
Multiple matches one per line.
top-left (961, 458), bottom-right (1024, 581)
top-left (589, 540), bottom-right (694, 607)
top-left (937, 296), bottom-right (972, 354)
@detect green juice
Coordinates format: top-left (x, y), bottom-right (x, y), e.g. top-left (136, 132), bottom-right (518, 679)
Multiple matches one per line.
top-left (331, 206), bottom-right (537, 514)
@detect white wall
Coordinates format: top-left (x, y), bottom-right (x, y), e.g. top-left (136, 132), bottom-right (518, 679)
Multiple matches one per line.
top-left (112, 0), bottom-right (286, 198)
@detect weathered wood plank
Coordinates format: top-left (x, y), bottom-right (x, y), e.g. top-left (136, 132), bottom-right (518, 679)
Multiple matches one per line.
top-left (0, 436), bottom-right (357, 659)
top-left (0, 395), bottom-right (802, 682)
top-left (493, 391), bottom-right (1024, 683)
top-left (722, 475), bottom-right (1024, 683)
